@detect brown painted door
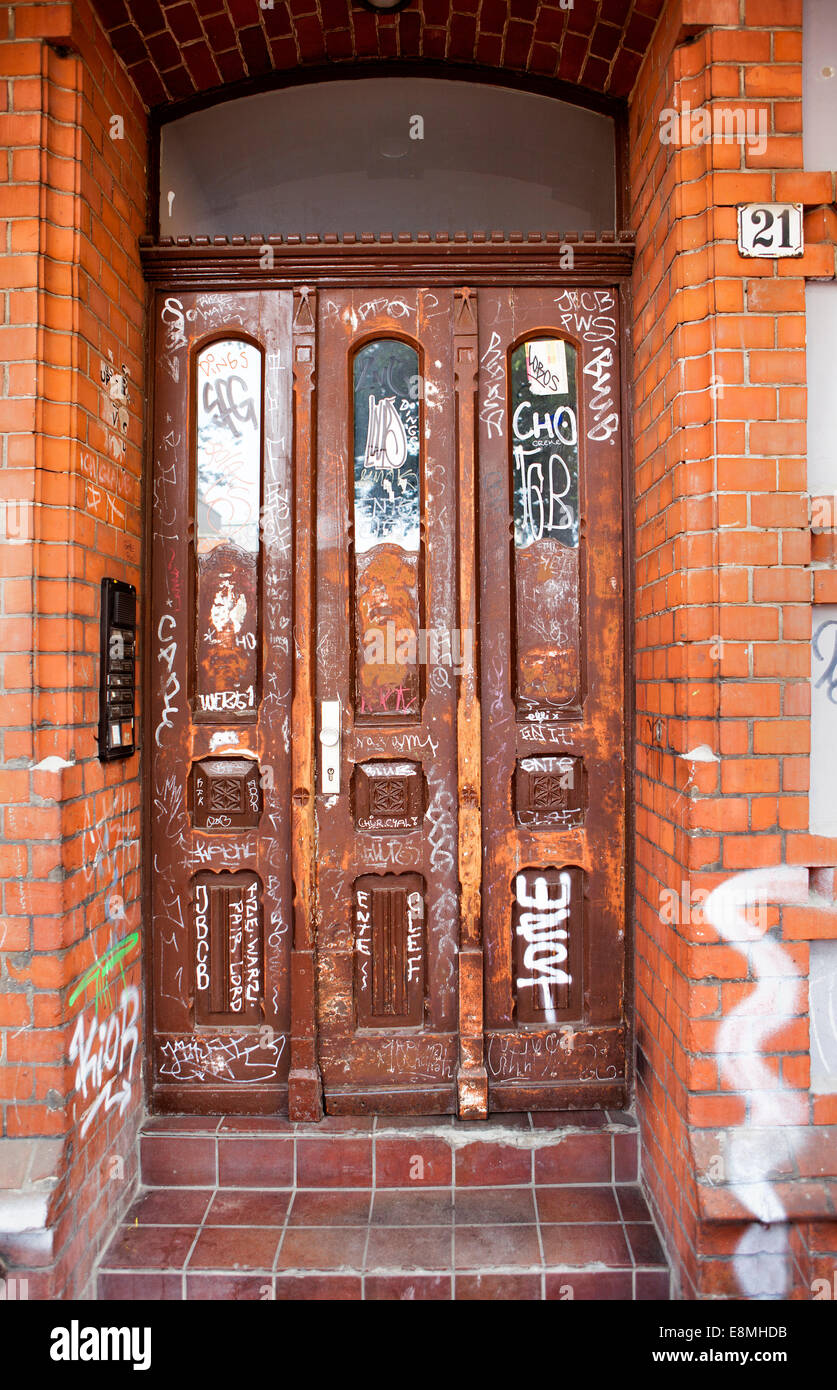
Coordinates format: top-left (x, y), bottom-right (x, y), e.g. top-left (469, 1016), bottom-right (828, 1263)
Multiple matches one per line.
top-left (477, 287), bottom-right (627, 1111)
top-left (148, 281), bottom-right (626, 1118)
top-left (312, 285), bottom-right (626, 1115)
top-left (314, 289), bottom-right (461, 1113)
top-left (149, 289), bottom-right (296, 1113)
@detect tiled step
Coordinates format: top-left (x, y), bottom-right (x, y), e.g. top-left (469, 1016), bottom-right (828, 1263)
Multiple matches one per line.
top-left (97, 1112), bottom-right (671, 1301)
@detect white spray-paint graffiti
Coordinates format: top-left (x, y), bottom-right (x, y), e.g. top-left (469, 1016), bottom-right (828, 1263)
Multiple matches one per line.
top-left (515, 871), bottom-right (572, 1024)
top-left (70, 986), bottom-right (140, 1138)
top-left (703, 866), bottom-right (811, 1298)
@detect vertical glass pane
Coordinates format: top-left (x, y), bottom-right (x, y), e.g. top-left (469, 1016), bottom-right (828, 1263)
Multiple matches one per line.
top-left (352, 339), bottom-right (422, 720)
top-left (194, 339), bottom-right (262, 717)
top-left (510, 337), bottom-right (581, 720)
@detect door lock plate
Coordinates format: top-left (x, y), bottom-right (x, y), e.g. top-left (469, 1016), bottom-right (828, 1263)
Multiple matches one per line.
top-left (320, 699), bottom-right (341, 793)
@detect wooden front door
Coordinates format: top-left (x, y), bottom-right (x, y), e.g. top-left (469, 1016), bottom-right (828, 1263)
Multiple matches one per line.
top-left (148, 281), bottom-right (627, 1119)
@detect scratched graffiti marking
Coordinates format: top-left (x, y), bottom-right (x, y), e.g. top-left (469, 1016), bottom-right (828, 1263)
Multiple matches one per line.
top-left (480, 330), bottom-right (505, 439)
top-left (158, 1033), bottom-right (284, 1085)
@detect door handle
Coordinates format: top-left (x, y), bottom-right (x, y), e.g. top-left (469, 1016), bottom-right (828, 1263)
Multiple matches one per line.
top-left (320, 699), bottom-right (341, 793)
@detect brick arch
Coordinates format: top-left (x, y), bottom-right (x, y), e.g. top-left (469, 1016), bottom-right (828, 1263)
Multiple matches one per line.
top-left (91, 0), bottom-right (663, 111)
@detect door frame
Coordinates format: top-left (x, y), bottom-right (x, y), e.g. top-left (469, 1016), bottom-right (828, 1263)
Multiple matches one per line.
top-left (140, 238), bottom-right (637, 1119)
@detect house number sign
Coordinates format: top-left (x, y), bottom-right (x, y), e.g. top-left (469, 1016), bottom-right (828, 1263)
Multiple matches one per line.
top-left (737, 203), bottom-right (804, 259)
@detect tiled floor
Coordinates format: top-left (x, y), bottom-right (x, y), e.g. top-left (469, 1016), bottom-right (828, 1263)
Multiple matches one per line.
top-left (97, 1112), bottom-right (671, 1300)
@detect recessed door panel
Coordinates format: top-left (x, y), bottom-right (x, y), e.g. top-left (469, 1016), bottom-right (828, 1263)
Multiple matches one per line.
top-left (314, 290), bottom-right (460, 1114)
top-left (149, 291), bottom-right (294, 1112)
top-left (478, 287), bottom-right (627, 1110)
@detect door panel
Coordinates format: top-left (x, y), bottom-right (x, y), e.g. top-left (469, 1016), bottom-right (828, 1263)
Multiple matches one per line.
top-left (148, 281), bottom-right (627, 1119)
top-left (314, 290), bottom-right (460, 1113)
top-left (478, 287), bottom-right (627, 1109)
top-left (149, 290), bottom-right (294, 1112)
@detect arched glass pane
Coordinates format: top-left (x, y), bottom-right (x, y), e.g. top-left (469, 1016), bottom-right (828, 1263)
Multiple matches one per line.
top-left (509, 336), bottom-right (581, 720)
top-left (194, 338), bottom-right (262, 717)
top-left (352, 338), bottom-right (422, 720)
top-left (160, 79), bottom-right (616, 238)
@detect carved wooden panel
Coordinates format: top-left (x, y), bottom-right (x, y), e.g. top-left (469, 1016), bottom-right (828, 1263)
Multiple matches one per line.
top-left (355, 874), bottom-right (425, 1028)
top-left (513, 866), bottom-right (582, 1025)
top-left (193, 871), bottom-right (263, 1025)
top-left (353, 761), bottom-right (424, 831)
top-left (514, 756), bottom-right (585, 828)
top-left (191, 757), bottom-right (262, 829)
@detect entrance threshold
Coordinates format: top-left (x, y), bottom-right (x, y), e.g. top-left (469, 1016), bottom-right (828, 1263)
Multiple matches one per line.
top-left (97, 1111), bottom-right (671, 1301)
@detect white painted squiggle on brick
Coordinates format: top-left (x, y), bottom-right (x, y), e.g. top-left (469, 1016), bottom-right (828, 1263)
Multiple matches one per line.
top-left (703, 866), bottom-right (809, 1298)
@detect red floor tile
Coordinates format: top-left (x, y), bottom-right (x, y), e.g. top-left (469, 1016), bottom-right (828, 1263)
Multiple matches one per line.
top-left (534, 1134), bottom-right (612, 1185)
top-left (366, 1274), bottom-right (451, 1300)
top-left (545, 1270), bottom-right (633, 1299)
top-left (218, 1116), bottom-right (294, 1134)
top-left (273, 1275), bottom-right (363, 1299)
top-left (536, 1184), bottom-right (621, 1223)
top-left (454, 1224), bottom-right (542, 1270)
top-left (102, 1224), bottom-right (198, 1270)
top-left (98, 1271), bottom-right (184, 1299)
top-left (188, 1225), bottom-right (281, 1271)
top-left (365, 1226), bottom-right (453, 1272)
top-left (375, 1136), bottom-right (453, 1186)
top-left (277, 1226), bottom-right (368, 1271)
top-left (143, 1117), bottom-right (221, 1134)
top-left (217, 1137), bottom-right (293, 1188)
top-left (287, 1189), bottom-right (372, 1226)
top-left (540, 1222), bottom-right (632, 1268)
top-left (126, 1188), bottom-right (212, 1226)
top-left (205, 1189), bottom-right (292, 1226)
top-left (296, 1137), bottom-right (373, 1188)
top-left (378, 1116), bottom-right (453, 1130)
top-left (313, 1115), bottom-right (375, 1132)
top-left (636, 1269), bottom-right (671, 1299)
top-left (613, 1130), bottom-right (639, 1181)
top-left (455, 1141), bottom-right (532, 1186)
top-left (141, 1135), bottom-right (216, 1187)
top-left (186, 1273), bottom-right (271, 1300)
top-left (454, 1187), bottom-right (537, 1224)
top-left (625, 1221), bottom-right (667, 1266)
top-left (370, 1189), bottom-right (454, 1225)
top-left (531, 1110), bottom-right (607, 1129)
top-left (616, 1184), bottom-right (654, 1222)
top-left (455, 1273), bottom-right (542, 1299)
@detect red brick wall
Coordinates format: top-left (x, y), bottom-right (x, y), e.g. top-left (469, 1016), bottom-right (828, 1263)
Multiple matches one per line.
top-left (0, 0), bottom-right (147, 1297)
top-left (1, 0), bottom-right (835, 1303)
top-left (630, 0), bottom-right (837, 1298)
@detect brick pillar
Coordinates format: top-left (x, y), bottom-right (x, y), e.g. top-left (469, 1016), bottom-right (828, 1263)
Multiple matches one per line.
top-left (0, 0), bottom-right (148, 1296)
top-left (630, 0), bottom-right (837, 1298)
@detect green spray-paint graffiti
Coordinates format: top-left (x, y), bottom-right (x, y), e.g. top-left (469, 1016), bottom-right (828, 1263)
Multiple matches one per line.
top-left (68, 931), bottom-right (139, 1014)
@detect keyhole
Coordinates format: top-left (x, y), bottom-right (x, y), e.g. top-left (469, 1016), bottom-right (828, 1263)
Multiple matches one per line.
top-left (167, 190), bottom-right (175, 217)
